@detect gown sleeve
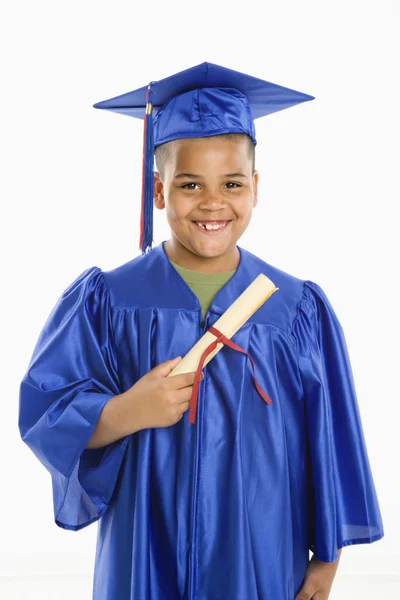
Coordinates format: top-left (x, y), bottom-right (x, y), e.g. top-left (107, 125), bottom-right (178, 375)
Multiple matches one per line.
top-left (18, 266), bottom-right (130, 531)
top-left (292, 280), bottom-right (384, 562)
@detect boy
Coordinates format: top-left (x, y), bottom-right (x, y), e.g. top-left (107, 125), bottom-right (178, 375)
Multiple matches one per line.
top-left (19, 62), bottom-right (384, 599)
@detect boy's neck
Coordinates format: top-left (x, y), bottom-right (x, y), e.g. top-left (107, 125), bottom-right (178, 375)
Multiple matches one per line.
top-left (163, 239), bottom-right (239, 274)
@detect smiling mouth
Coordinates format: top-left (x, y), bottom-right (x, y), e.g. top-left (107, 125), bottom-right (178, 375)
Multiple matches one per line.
top-left (192, 220), bottom-right (232, 232)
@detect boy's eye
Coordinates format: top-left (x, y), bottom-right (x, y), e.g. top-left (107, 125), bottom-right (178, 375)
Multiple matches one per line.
top-left (181, 183), bottom-right (199, 190)
top-left (225, 182), bottom-right (241, 188)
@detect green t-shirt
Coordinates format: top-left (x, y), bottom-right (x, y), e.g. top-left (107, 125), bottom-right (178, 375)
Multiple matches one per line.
top-left (169, 259), bottom-right (236, 325)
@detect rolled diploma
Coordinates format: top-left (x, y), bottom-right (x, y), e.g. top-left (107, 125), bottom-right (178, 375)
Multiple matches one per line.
top-left (167, 273), bottom-right (279, 377)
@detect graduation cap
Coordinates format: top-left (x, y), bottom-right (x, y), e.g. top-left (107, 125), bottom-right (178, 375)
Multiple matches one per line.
top-left (93, 62), bottom-right (315, 255)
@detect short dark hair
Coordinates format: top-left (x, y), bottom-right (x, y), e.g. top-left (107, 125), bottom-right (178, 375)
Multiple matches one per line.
top-left (154, 132), bottom-right (256, 182)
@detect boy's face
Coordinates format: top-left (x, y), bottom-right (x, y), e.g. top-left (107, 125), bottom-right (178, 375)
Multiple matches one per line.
top-left (154, 135), bottom-right (258, 269)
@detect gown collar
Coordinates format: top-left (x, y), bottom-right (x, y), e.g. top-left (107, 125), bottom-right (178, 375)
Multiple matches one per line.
top-left (153, 239), bottom-right (254, 317)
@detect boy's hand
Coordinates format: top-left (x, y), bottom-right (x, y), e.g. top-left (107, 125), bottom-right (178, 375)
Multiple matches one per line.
top-left (125, 356), bottom-right (203, 430)
top-left (295, 549), bottom-right (342, 600)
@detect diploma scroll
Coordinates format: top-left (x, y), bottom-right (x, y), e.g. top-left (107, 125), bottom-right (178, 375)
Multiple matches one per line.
top-left (167, 273), bottom-right (279, 377)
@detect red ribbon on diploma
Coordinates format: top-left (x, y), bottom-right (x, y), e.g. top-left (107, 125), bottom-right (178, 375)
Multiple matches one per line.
top-left (189, 325), bottom-right (273, 424)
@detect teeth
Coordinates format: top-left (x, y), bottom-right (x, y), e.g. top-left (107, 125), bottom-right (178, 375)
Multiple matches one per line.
top-left (195, 221), bottom-right (228, 230)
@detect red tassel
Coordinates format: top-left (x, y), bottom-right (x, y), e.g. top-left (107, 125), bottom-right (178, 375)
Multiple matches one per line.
top-left (139, 88), bottom-right (150, 252)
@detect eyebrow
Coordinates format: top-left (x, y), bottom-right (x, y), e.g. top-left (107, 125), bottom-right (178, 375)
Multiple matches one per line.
top-left (174, 172), bottom-right (248, 179)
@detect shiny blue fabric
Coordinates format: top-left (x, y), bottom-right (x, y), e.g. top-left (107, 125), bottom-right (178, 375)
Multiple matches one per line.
top-left (19, 241), bottom-right (384, 599)
top-left (153, 88), bottom-right (257, 147)
top-left (92, 61), bottom-right (315, 120)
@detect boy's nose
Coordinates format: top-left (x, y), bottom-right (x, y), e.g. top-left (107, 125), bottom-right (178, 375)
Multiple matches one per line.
top-left (198, 194), bottom-right (227, 209)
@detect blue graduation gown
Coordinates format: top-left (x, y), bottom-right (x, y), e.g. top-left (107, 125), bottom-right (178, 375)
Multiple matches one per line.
top-left (18, 240), bottom-right (384, 599)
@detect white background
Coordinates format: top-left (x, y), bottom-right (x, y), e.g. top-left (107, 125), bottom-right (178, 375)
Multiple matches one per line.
top-left (1, 0), bottom-right (399, 598)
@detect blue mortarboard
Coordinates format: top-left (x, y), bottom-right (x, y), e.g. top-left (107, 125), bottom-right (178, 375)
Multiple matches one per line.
top-left (93, 62), bottom-right (315, 255)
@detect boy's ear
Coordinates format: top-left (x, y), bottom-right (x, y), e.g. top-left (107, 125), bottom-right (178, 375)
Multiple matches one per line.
top-left (153, 172), bottom-right (165, 209)
top-left (253, 170), bottom-right (259, 208)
